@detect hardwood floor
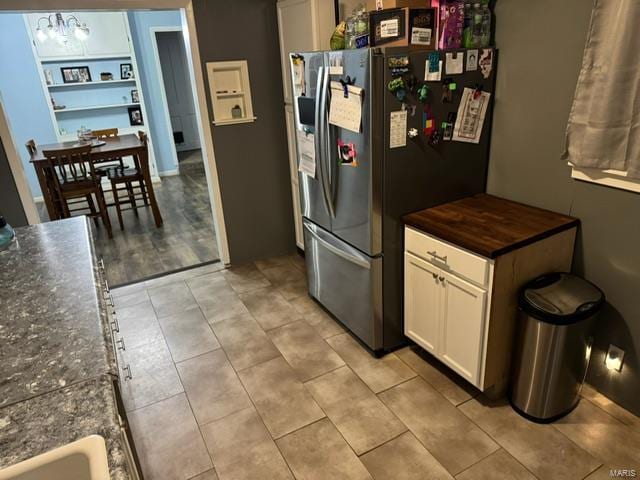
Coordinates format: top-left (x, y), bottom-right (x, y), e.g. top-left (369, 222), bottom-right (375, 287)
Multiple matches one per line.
top-left (37, 149), bottom-right (219, 287)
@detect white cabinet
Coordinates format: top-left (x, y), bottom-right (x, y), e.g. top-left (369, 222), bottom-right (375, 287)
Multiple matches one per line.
top-left (25, 13), bottom-right (84, 58)
top-left (440, 270), bottom-right (487, 384)
top-left (404, 252), bottom-right (487, 385)
top-left (285, 104), bottom-right (304, 248)
top-left (277, 0), bottom-right (335, 104)
top-left (277, 0), bottom-right (334, 250)
top-left (404, 224), bottom-right (578, 396)
top-left (25, 12), bottom-right (130, 58)
top-left (404, 253), bottom-right (441, 355)
top-left (81, 12), bottom-right (130, 56)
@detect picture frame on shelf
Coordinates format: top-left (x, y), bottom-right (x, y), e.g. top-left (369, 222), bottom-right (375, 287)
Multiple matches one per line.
top-left (131, 89), bottom-right (139, 103)
top-left (61, 66), bottom-right (92, 83)
top-left (120, 63), bottom-right (134, 79)
top-left (128, 106), bottom-right (143, 126)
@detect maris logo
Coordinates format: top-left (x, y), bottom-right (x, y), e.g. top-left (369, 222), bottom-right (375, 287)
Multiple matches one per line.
top-left (610, 469), bottom-right (637, 478)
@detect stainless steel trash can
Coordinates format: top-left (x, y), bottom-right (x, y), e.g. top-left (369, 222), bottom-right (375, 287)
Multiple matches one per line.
top-left (510, 272), bottom-right (604, 423)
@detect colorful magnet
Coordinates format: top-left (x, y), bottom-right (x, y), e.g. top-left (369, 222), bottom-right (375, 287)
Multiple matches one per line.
top-left (388, 56), bottom-right (410, 69)
top-left (337, 140), bottom-right (357, 167)
top-left (423, 106), bottom-right (436, 136)
top-left (387, 77), bottom-right (407, 103)
top-left (408, 128), bottom-right (419, 139)
top-left (466, 49), bottom-right (479, 71)
top-left (428, 129), bottom-right (442, 146)
top-left (441, 79), bottom-right (454, 102)
top-left (428, 51), bottom-right (440, 73)
top-left (442, 112), bottom-right (456, 140)
top-left (417, 84), bottom-right (429, 103)
top-left (479, 49), bottom-right (493, 79)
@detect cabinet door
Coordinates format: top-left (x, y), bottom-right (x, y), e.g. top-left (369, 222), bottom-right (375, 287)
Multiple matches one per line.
top-left (25, 13), bottom-right (84, 58)
top-left (439, 271), bottom-right (487, 386)
top-left (277, 0), bottom-right (317, 104)
top-left (285, 104), bottom-right (304, 249)
top-left (81, 12), bottom-right (131, 56)
top-left (404, 253), bottom-right (441, 355)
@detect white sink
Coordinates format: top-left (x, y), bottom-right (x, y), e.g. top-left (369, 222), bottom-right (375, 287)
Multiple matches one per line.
top-left (0, 435), bottom-right (110, 480)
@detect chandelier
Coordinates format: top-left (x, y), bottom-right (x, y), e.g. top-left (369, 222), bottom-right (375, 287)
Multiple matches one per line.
top-left (35, 13), bottom-right (90, 44)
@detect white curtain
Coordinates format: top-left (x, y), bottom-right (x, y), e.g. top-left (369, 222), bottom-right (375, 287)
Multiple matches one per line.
top-left (563, 0), bottom-right (640, 178)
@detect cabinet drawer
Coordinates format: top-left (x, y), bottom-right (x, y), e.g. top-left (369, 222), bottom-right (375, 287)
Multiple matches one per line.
top-left (405, 227), bottom-right (489, 286)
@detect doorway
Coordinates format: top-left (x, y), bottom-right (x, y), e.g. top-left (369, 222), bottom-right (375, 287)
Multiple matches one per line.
top-left (0, 7), bottom-right (229, 286)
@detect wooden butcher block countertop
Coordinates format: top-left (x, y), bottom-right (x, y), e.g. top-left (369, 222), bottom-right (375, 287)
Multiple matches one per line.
top-left (403, 194), bottom-right (579, 259)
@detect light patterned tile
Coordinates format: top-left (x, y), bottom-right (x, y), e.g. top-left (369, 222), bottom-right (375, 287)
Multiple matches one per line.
top-left (456, 449), bottom-right (536, 480)
top-left (268, 320), bottom-right (344, 381)
top-left (158, 308), bottom-right (220, 363)
top-left (276, 418), bottom-right (372, 480)
top-left (326, 333), bottom-right (415, 393)
top-left (201, 407), bottom-right (293, 480)
top-left (239, 287), bottom-right (300, 331)
top-left (305, 366), bottom-right (406, 455)
top-left (459, 397), bottom-right (601, 480)
top-left (238, 357), bottom-right (325, 438)
top-left (380, 378), bottom-right (499, 475)
top-left (360, 431), bottom-right (453, 480)
top-left (177, 350), bottom-right (252, 425)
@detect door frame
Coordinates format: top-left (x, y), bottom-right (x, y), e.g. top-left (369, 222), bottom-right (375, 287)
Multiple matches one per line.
top-left (149, 26), bottom-right (181, 175)
top-left (0, 1), bottom-right (230, 265)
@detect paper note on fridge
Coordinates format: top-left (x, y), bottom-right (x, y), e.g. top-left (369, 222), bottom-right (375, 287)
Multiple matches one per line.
top-left (452, 87), bottom-right (491, 144)
top-left (297, 130), bottom-right (316, 178)
top-left (328, 81), bottom-right (363, 133)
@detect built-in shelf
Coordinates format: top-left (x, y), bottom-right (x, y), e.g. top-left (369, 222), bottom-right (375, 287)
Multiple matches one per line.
top-left (54, 102), bottom-right (140, 113)
top-left (206, 60), bottom-right (255, 126)
top-left (40, 54), bottom-right (132, 63)
top-left (215, 91), bottom-right (244, 98)
top-left (212, 116), bottom-right (258, 126)
top-left (47, 79), bottom-right (137, 89)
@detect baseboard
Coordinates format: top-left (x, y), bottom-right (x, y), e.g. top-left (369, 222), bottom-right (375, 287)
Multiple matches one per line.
top-left (159, 169), bottom-right (179, 177)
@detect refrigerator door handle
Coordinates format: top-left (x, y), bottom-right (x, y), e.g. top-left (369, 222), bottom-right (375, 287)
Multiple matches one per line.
top-left (304, 222), bottom-right (370, 269)
top-left (318, 66), bottom-right (335, 218)
top-left (315, 66), bottom-right (333, 217)
top-left (323, 69), bottom-right (337, 215)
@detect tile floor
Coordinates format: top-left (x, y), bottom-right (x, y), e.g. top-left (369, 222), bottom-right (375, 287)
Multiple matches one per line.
top-left (112, 255), bottom-right (640, 480)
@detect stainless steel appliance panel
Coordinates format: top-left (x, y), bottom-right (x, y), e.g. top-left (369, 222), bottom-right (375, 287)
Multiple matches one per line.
top-left (291, 51), bottom-right (331, 232)
top-left (303, 219), bottom-right (383, 351)
top-left (326, 49), bottom-right (384, 257)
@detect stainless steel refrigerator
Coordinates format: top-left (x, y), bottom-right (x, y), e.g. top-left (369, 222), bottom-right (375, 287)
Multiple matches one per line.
top-left (290, 47), bottom-right (496, 354)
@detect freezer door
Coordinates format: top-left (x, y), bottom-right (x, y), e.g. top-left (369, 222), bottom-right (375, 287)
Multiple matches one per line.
top-left (291, 51), bottom-right (332, 232)
top-left (325, 49), bottom-right (383, 257)
top-left (303, 219), bottom-right (383, 351)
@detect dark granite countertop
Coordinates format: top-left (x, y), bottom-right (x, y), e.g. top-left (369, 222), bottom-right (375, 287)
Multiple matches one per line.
top-left (0, 218), bottom-right (131, 479)
top-left (0, 217), bottom-right (116, 407)
top-left (0, 375), bottom-right (131, 479)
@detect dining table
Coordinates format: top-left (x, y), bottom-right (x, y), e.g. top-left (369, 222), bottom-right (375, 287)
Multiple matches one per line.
top-left (29, 133), bottom-right (163, 228)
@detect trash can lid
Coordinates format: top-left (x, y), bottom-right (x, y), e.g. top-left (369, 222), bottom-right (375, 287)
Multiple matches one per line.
top-left (519, 272), bottom-right (605, 325)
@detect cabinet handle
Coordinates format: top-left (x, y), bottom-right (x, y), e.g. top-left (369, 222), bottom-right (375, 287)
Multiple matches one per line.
top-left (427, 251), bottom-right (448, 263)
top-left (432, 272), bottom-right (438, 279)
top-left (122, 364), bottom-right (132, 381)
top-left (116, 337), bottom-right (126, 351)
top-left (111, 315), bottom-right (120, 333)
top-left (98, 258), bottom-right (105, 272)
top-left (439, 276), bottom-right (445, 282)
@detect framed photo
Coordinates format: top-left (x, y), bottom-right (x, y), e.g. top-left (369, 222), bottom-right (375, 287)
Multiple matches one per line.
top-left (128, 106), bottom-right (143, 126)
top-left (61, 66), bottom-right (92, 83)
top-left (131, 89), bottom-right (139, 103)
top-left (120, 63), bottom-right (134, 79)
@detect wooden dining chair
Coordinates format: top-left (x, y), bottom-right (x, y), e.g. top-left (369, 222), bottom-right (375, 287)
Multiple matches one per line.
top-left (92, 128), bottom-right (126, 177)
top-left (106, 130), bottom-right (150, 231)
top-left (43, 144), bottom-right (113, 238)
top-left (25, 139), bottom-right (37, 155)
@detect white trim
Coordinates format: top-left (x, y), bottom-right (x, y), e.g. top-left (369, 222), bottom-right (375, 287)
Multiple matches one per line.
top-left (158, 169), bottom-right (179, 177)
top-left (181, 5), bottom-right (230, 264)
top-left (0, 1), bottom-right (230, 266)
top-left (0, 97), bottom-right (40, 225)
top-left (149, 26), bottom-right (181, 175)
top-left (570, 164), bottom-right (640, 194)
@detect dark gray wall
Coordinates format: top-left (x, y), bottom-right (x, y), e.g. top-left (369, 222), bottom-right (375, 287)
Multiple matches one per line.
top-left (0, 137), bottom-right (28, 227)
top-left (488, 0), bottom-right (640, 415)
top-left (192, 0), bottom-right (295, 264)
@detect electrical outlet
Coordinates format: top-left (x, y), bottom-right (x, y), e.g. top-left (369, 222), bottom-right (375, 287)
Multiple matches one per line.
top-left (605, 344), bottom-right (625, 372)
